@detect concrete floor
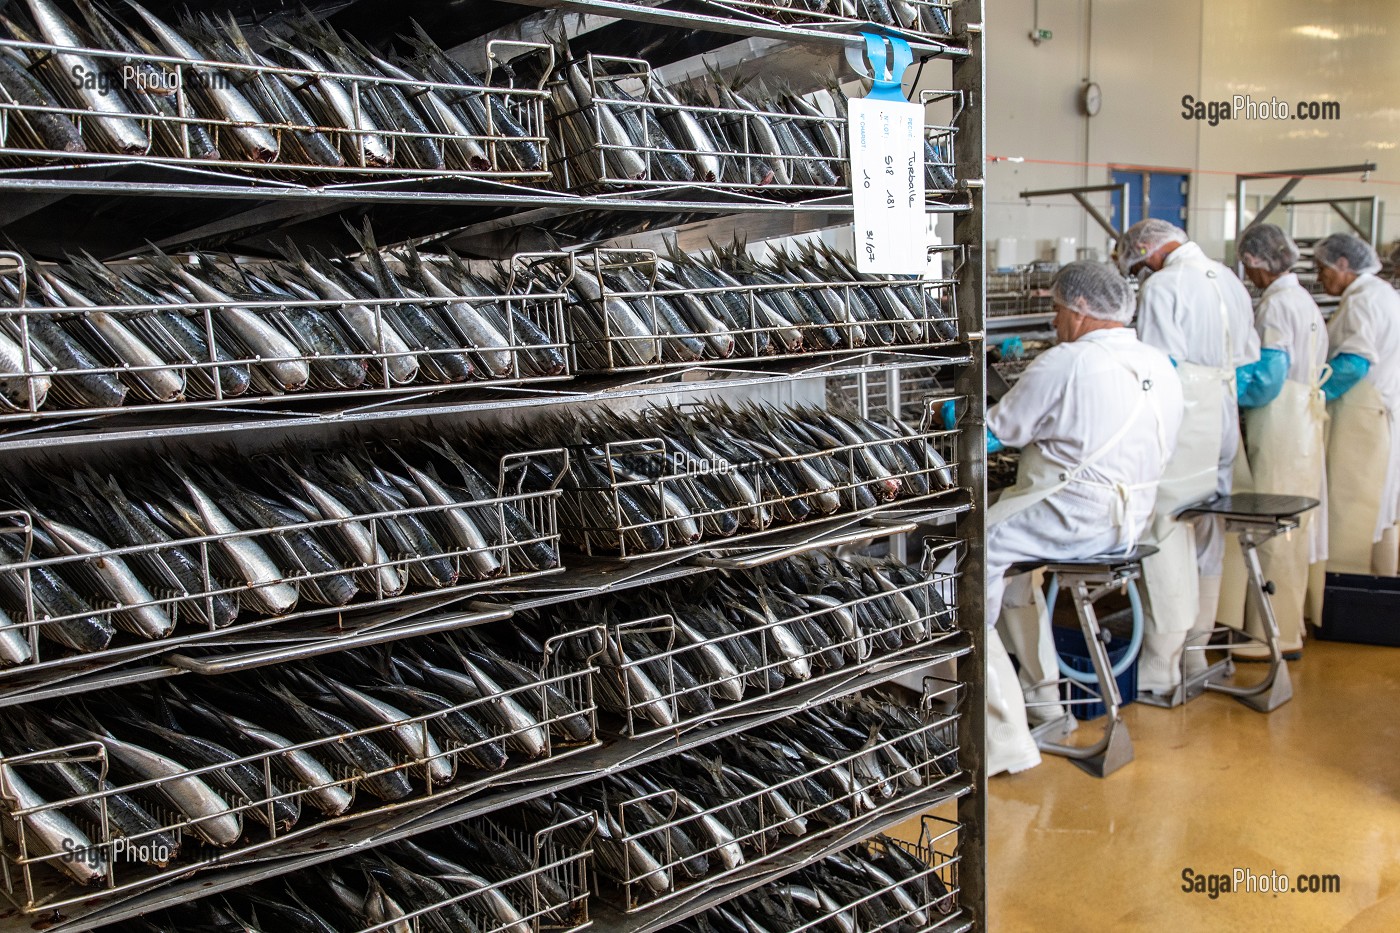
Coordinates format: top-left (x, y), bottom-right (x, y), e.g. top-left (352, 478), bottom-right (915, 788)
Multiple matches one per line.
top-left (986, 640), bottom-right (1400, 932)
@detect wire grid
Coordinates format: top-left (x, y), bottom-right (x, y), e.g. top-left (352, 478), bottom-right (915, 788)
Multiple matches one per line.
top-left (591, 537), bottom-right (961, 737)
top-left (0, 633), bottom-right (601, 915)
top-left (697, 0), bottom-right (955, 42)
top-left (0, 251), bottom-right (572, 425)
top-left (557, 408), bottom-right (961, 559)
top-left (548, 55), bottom-right (957, 198)
top-left (607, 684), bottom-right (962, 909)
top-left (0, 38), bottom-right (552, 180)
top-left (356, 812), bottom-right (597, 933)
top-left (563, 246), bottom-right (961, 374)
top-left (0, 452), bottom-right (563, 672)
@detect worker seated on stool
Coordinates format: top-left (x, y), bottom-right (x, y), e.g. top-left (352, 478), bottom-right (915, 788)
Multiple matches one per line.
top-left (984, 261), bottom-right (1183, 776)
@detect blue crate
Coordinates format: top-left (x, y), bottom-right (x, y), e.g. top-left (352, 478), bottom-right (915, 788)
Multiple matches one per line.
top-left (1052, 625), bottom-right (1138, 721)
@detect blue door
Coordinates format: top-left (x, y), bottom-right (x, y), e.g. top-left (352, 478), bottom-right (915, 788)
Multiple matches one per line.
top-left (1110, 171), bottom-right (1144, 231)
top-left (1110, 170), bottom-right (1190, 234)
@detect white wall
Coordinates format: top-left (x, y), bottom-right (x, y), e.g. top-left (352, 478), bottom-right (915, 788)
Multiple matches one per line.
top-left (958, 0), bottom-right (1400, 267)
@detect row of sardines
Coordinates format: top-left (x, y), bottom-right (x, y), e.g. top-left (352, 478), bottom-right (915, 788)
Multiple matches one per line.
top-left (549, 548), bottom-right (956, 733)
top-left (1, 0), bottom-right (544, 173)
top-left (0, 235), bottom-right (956, 416)
top-left (0, 2), bottom-right (958, 192)
top-left (673, 829), bottom-right (959, 933)
top-left (549, 51), bottom-right (957, 194)
top-left (1, 671), bottom-right (956, 915)
top-left (0, 400), bottom-right (951, 666)
top-left (104, 811), bottom-right (954, 933)
top-left (0, 436), bottom-right (560, 664)
top-left (475, 400), bottom-right (957, 557)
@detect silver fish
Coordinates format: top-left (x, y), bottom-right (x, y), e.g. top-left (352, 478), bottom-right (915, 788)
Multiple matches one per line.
top-left (21, 0), bottom-right (148, 153)
top-left (165, 264), bottom-right (311, 391)
top-left (0, 763), bottom-right (106, 885)
top-left (84, 729), bottom-right (242, 847)
top-left (276, 44), bottom-right (391, 167)
top-left (180, 475), bottom-right (299, 615)
top-left (126, 1), bottom-right (279, 161)
top-left (403, 250), bottom-right (513, 377)
top-left (0, 324), bottom-right (49, 412)
top-left (287, 251), bottom-right (418, 385)
top-left (41, 518), bottom-right (174, 639)
top-left (325, 678), bottom-right (454, 785)
top-left (295, 472), bottom-right (406, 598)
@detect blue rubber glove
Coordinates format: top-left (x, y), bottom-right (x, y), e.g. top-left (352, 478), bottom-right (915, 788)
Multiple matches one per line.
top-left (1236, 348), bottom-right (1289, 409)
top-left (940, 399), bottom-right (957, 429)
top-left (987, 430), bottom-right (1004, 454)
top-left (1322, 353), bottom-right (1371, 402)
top-left (1169, 356), bottom-right (1178, 368)
top-left (999, 336), bottom-right (1024, 361)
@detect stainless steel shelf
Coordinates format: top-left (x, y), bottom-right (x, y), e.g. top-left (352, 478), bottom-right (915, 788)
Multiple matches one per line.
top-left (0, 346), bottom-right (973, 458)
top-left (17, 644), bottom-right (966, 932)
top-left (504, 0), bottom-right (969, 59)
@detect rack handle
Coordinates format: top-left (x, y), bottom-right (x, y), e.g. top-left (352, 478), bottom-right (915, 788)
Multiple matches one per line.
top-left (692, 520), bottom-right (918, 570)
top-left (164, 607), bottom-right (513, 675)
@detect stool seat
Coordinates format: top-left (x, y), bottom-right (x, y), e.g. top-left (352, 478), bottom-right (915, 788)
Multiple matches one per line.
top-left (1176, 493), bottom-right (1319, 523)
top-left (1010, 544), bottom-right (1159, 577)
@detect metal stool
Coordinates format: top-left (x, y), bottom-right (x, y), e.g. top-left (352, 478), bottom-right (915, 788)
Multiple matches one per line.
top-left (1138, 493), bottom-right (1318, 713)
top-left (1008, 545), bottom-right (1157, 778)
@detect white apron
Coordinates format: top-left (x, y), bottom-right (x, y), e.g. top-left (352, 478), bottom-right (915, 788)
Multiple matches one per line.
top-left (1229, 345), bottom-right (1329, 653)
top-left (1326, 380), bottom-right (1395, 575)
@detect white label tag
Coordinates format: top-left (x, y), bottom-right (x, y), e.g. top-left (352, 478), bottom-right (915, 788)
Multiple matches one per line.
top-left (847, 96), bottom-right (926, 274)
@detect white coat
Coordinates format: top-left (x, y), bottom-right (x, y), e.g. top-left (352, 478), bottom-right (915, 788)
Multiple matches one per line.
top-left (1328, 272), bottom-right (1400, 536)
top-left (1136, 241), bottom-right (1260, 574)
top-left (985, 327), bottom-right (1184, 626)
top-left (1255, 272), bottom-right (1329, 562)
top-left (1257, 273), bottom-right (1329, 383)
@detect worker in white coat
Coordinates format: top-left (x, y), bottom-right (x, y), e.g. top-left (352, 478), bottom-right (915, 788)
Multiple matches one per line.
top-left (1119, 220), bottom-right (1261, 693)
top-left (1232, 223), bottom-right (1328, 658)
top-left (984, 261), bottom-right (1182, 775)
top-left (1314, 233), bottom-right (1400, 576)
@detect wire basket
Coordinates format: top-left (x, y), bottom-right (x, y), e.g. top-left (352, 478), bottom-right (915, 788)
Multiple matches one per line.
top-left (561, 245), bottom-right (961, 374)
top-left (0, 36), bottom-right (552, 182)
top-left (602, 680), bottom-right (962, 910)
top-left (589, 538), bottom-right (961, 736)
top-left (0, 449), bottom-right (564, 685)
top-left (548, 55), bottom-right (957, 198)
top-left (0, 250), bottom-right (572, 427)
top-left (0, 632), bottom-right (600, 915)
top-left (557, 399), bottom-right (961, 559)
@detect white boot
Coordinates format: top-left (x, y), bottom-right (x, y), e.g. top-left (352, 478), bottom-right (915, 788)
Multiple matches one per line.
top-left (1182, 574), bottom-right (1223, 677)
top-left (986, 628), bottom-right (1041, 776)
top-left (1138, 630), bottom-right (1188, 694)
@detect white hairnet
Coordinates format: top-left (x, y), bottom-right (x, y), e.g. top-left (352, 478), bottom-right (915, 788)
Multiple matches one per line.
top-left (1237, 223), bottom-right (1300, 274)
top-left (1118, 219), bottom-right (1189, 274)
top-left (1052, 261), bottom-right (1134, 324)
top-left (1314, 232), bottom-right (1382, 275)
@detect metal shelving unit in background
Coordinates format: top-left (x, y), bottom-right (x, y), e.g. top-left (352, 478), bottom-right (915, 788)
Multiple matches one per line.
top-left (0, 0), bottom-right (988, 930)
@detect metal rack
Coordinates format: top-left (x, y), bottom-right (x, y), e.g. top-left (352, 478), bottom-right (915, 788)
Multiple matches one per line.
top-left (0, 1), bottom-right (987, 931)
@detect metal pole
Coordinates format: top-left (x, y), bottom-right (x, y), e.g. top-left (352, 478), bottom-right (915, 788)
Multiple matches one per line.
top-left (951, 1), bottom-right (987, 928)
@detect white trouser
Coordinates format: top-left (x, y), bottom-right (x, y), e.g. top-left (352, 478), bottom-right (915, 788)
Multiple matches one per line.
top-left (986, 627), bottom-right (1041, 777)
top-left (996, 570), bottom-right (1068, 724)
